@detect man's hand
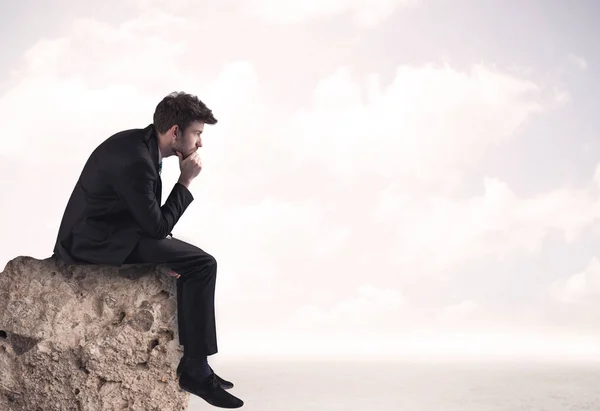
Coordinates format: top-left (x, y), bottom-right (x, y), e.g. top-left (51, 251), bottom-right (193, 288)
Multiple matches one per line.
top-left (158, 264), bottom-right (181, 279)
top-left (176, 151), bottom-right (202, 187)
top-left (167, 270), bottom-right (181, 279)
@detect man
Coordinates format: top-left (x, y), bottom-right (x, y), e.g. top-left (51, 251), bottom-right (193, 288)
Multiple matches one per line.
top-left (52, 91), bottom-right (244, 409)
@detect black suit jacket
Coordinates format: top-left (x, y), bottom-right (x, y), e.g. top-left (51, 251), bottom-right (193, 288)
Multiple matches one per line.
top-left (53, 124), bottom-right (194, 266)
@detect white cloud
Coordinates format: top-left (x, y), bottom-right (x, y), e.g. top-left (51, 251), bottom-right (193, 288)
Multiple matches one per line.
top-left (568, 53), bottom-right (588, 70)
top-left (0, 13), bottom-right (194, 161)
top-left (243, 0), bottom-right (419, 26)
top-left (437, 300), bottom-right (481, 327)
top-left (286, 284), bottom-right (403, 330)
top-left (378, 176), bottom-right (600, 272)
top-left (549, 257), bottom-right (600, 305)
top-left (284, 64), bottom-right (543, 181)
top-left (184, 197), bottom-right (325, 300)
top-left (553, 87), bottom-right (571, 105)
top-left (593, 164), bottom-right (600, 190)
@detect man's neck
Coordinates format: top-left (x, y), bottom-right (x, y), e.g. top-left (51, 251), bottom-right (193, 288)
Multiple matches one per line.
top-left (156, 134), bottom-right (170, 161)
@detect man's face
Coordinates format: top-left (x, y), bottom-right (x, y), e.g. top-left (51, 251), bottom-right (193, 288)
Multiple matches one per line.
top-left (172, 121), bottom-right (204, 158)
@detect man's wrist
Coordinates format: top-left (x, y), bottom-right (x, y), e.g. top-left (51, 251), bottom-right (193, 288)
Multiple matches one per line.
top-left (177, 178), bottom-right (192, 188)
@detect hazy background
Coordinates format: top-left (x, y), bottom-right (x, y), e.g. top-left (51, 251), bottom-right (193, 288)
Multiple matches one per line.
top-left (2, 0), bottom-right (600, 362)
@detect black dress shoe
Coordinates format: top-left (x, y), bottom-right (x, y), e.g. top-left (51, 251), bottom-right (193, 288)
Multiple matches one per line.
top-left (176, 357), bottom-right (234, 389)
top-left (179, 370), bottom-right (244, 408)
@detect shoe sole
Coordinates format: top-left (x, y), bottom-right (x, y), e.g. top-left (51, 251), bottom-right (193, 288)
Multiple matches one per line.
top-left (179, 381), bottom-right (243, 408)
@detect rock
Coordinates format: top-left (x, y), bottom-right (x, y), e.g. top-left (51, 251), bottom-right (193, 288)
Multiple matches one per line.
top-left (0, 256), bottom-right (189, 411)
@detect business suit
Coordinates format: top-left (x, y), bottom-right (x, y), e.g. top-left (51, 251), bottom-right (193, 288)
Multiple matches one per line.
top-left (53, 123), bottom-right (218, 357)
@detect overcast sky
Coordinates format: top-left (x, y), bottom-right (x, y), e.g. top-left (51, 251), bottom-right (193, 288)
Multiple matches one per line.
top-left (1, 0), bottom-right (600, 360)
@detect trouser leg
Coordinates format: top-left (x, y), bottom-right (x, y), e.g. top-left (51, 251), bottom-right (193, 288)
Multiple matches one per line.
top-left (173, 256), bottom-right (218, 357)
top-left (124, 236), bottom-right (218, 357)
top-left (176, 279), bottom-right (185, 345)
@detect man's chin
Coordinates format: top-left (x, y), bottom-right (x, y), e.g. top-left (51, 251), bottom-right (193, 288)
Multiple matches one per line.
top-left (184, 149), bottom-right (198, 159)
top-left (172, 147), bottom-right (196, 159)
top-left (172, 149), bottom-right (187, 158)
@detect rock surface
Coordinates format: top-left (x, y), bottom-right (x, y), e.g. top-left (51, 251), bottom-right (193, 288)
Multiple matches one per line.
top-left (0, 255), bottom-right (189, 411)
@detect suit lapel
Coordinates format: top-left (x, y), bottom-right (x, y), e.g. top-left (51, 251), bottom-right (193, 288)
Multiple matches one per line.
top-left (156, 172), bottom-right (162, 205)
top-left (144, 124), bottom-right (163, 204)
top-left (144, 124), bottom-right (160, 173)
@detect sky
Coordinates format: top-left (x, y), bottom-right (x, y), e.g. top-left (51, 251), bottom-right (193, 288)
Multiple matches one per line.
top-left (1, 0), bottom-right (600, 361)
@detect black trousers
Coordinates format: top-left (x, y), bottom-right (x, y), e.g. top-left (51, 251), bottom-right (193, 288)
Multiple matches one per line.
top-left (124, 236), bottom-right (218, 358)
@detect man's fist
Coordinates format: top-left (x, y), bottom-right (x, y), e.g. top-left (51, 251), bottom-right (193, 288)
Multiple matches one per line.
top-left (176, 151), bottom-right (202, 187)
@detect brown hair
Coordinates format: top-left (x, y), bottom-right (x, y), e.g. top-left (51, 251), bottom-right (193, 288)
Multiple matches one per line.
top-left (153, 91), bottom-right (217, 134)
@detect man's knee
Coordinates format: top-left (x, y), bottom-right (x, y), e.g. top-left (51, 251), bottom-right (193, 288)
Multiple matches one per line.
top-left (200, 251), bottom-right (216, 266)
top-left (194, 252), bottom-right (217, 274)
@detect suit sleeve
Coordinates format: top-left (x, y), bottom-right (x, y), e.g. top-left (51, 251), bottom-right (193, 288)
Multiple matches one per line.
top-left (113, 159), bottom-right (194, 239)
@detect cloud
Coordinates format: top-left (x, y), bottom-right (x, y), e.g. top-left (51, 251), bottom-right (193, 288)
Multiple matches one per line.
top-left (180, 197), bottom-right (325, 302)
top-left (286, 284), bottom-right (403, 331)
top-left (242, 0), bottom-right (420, 26)
top-left (0, 12), bottom-right (194, 161)
top-left (283, 63), bottom-right (544, 181)
top-left (376, 176), bottom-right (600, 273)
top-left (549, 257), bottom-right (600, 305)
top-left (437, 300), bottom-right (482, 328)
top-left (568, 53), bottom-right (588, 70)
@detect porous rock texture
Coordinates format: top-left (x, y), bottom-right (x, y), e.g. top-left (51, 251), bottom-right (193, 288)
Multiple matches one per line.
top-left (0, 255), bottom-right (189, 411)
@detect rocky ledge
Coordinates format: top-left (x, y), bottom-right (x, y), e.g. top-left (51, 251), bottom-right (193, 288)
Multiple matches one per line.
top-left (0, 256), bottom-right (188, 411)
